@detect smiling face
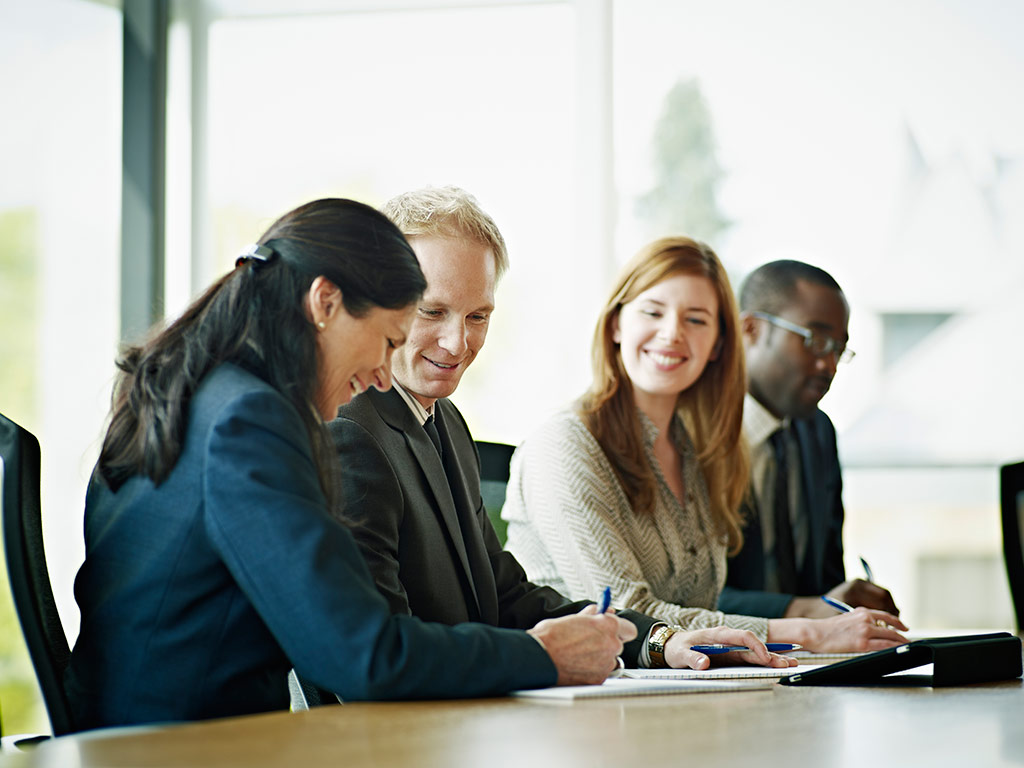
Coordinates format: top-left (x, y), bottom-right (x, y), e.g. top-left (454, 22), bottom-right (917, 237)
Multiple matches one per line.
top-left (389, 234), bottom-right (496, 409)
top-left (743, 279), bottom-right (850, 420)
top-left (612, 272), bottom-right (721, 420)
top-left (311, 276), bottom-right (415, 419)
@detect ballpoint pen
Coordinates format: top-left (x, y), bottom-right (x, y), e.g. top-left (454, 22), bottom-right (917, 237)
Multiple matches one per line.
top-left (860, 556), bottom-right (874, 583)
top-left (596, 586), bottom-right (612, 614)
top-left (690, 643), bottom-right (802, 654)
top-left (821, 595), bottom-right (855, 613)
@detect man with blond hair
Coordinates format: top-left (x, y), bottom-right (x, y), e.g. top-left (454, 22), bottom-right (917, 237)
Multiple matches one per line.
top-left (327, 186), bottom-right (784, 673)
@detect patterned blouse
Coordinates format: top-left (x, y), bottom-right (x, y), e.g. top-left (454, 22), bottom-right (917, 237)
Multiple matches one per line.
top-left (502, 409), bottom-right (768, 638)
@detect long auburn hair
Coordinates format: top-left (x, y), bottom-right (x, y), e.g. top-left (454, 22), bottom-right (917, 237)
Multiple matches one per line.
top-left (99, 198), bottom-right (426, 506)
top-left (578, 236), bottom-right (749, 553)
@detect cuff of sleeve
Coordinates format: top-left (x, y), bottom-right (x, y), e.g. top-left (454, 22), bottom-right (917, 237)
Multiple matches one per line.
top-left (638, 626), bottom-right (679, 667)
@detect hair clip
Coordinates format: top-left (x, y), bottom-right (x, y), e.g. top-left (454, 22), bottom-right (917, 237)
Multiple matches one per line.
top-left (235, 243), bottom-right (279, 269)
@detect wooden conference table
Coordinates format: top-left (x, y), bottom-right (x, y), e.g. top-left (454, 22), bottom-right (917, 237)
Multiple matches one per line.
top-left (5, 675), bottom-right (1023, 768)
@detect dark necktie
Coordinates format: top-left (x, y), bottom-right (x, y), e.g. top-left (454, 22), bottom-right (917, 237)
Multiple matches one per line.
top-left (424, 414), bottom-right (443, 458)
top-left (770, 427), bottom-right (798, 594)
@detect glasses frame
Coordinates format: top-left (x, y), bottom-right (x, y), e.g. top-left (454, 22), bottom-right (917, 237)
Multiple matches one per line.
top-left (748, 311), bottom-right (855, 364)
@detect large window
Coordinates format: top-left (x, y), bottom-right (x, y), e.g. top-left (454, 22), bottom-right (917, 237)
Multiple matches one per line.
top-left (612, 0), bottom-right (1024, 628)
top-left (5, 4), bottom-right (1023, 737)
top-left (167, 1), bottom-right (589, 444)
top-left (0, 0), bottom-right (121, 734)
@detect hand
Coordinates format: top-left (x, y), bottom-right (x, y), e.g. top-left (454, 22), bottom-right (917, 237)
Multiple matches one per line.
top-left (793, 608), bottom-right (909, 653)
top-left (527, 605), bottom-right (637, 686)
top-left (662, 626), bottom-right (798, 670)
top-left (827, 579), bottom-right (900, 615)
top-left (783, 579), bottom-right (900, 619)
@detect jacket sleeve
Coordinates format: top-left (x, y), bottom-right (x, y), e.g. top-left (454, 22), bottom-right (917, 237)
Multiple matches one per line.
top-left (815, 411), bottom-right (847, 591)
top-left (202, 388), bottom-right (556, 700)
top-left (717, 585), bottom-right (793, 618)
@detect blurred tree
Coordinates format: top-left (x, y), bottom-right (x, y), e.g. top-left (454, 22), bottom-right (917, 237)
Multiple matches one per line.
top-left (636, 78), bottom-right (730, 244)
top-left (0, 208), bottom-right (38, 425)
top-left (0, 206), bottom-right (47, 736)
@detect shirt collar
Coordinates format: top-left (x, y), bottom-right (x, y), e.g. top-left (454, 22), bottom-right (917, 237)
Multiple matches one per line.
top-left (743, 392), bottom-right (787, 448)
top-left (637, 408), bottom-right (693, 459)
top-left (393, 380), bottom-right (433, 426)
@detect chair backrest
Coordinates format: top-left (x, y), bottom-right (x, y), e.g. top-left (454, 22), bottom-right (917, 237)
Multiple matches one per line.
top-left (1000, 460), bottom-right (1024, 633)
top-left (476, 441), bottom-right (516, 546)
top-left (0, 412), bottom-right (74, 736)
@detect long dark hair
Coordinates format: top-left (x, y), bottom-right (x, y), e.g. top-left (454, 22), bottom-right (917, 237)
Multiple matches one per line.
top-left (99, 198), bottom-right (426, 503)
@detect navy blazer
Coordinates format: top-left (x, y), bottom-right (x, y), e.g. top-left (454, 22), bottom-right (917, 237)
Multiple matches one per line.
top-left (65, 364), bottom-right (554, 730)
top-left (718, 408), bottom-right (846, 617)
top-left (329, 388), bottom-right (654, 662)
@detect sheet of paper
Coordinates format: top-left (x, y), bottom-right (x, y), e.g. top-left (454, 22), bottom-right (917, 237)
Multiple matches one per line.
top-left (617, 663), bottom-right (830, 680)
top-left (511, 677), bottom-right (775, 700)
top-left (789, 650), bottom-right (868, 662)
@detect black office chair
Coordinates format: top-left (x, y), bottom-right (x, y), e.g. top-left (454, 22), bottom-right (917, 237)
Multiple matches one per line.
top-left (475, 441), bottom-right (516, 546)
top-left (0, 412), bottom-right (74, 737)
top-left (1000, 460), bottom-right (1024, 634)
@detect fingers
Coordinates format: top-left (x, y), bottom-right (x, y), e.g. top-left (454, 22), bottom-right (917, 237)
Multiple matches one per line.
top-left (664, 626), bottom-right (784, 668)
top-left (613, 615), bottom-right (638, 643)
top-left (868, 609), bottom-right (908, 632)
top-left (841, 579), bottom-right (901, 616)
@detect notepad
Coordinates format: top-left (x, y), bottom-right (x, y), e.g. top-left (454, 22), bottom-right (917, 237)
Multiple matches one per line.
top-left (618, 663), bottom-right (830, 681)
top-left (511, 677), bottom-right (775, 699)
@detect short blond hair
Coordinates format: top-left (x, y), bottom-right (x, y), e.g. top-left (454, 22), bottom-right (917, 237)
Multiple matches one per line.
top-left (382, 185), bottom-right (509, 280)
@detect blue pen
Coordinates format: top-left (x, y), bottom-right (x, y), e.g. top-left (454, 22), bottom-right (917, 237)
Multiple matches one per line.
top-left (691, 643), bottom-right (802, 654)
top-left (860, 556), bottom-right (874, 583)
top-left (596, 586), bottom-right (612, 614)
top-left (821, 595), bottom-right (855, 613)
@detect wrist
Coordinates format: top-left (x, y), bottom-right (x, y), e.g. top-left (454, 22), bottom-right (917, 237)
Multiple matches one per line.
top-left (768, 618), bottom-right (811, 646)
top-left (647, 623), bottom-right (680, 668)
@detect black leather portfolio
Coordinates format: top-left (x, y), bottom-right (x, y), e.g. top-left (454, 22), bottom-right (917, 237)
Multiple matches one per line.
top-left (780, 632), bottom-right (1023, 687)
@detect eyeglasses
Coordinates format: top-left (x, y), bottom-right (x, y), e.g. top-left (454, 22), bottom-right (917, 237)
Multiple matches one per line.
top-left (749, 311), bottom-right (855, 364)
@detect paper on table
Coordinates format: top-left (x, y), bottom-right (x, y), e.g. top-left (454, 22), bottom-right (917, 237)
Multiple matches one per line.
top-left (618, 664), bottom-right (831, 681)
top-left (789, 650), bottom-right (868, 662)
top-left (511, 677), bottom-right (775, 699)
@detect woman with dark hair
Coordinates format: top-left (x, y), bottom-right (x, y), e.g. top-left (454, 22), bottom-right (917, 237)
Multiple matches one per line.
top-left (503, 237), bottom-right (906, 658)
top-left (65, 199), bottom-right (630, 731)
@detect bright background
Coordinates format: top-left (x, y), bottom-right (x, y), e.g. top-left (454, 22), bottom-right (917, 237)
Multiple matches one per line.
top-left (2, 0), bottom-right (1022, 733)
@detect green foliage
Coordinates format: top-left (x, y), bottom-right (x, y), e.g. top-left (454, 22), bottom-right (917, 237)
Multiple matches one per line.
top-left (0, 206), bottom-right (47, 736)
top-left (636, 79), bottom-right (731, 244)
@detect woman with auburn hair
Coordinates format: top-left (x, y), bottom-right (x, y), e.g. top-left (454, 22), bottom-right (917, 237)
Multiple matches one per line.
top-left (503, 237), bottom-right (906, 656)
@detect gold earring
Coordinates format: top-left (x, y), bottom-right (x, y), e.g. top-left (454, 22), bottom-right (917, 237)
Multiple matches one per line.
top-left (317, 321), bottom-right (326, 330)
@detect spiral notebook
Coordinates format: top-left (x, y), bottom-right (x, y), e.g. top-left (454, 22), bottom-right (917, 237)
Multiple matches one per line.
top-left (511, 677), bottom-right (775, 699)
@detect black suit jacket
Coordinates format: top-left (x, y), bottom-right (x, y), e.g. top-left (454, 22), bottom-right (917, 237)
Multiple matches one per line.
top-left (718, 408), bottom-right (846, 617)
top-left (329, 388), bottom-right (654, 662)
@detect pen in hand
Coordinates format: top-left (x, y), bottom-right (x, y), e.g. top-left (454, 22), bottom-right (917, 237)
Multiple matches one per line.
top-left (596, 586), bottom-right (611, 614)
top-left (691, 643), bottom-right (802, 654)
top-left (595, 587), bottom-right (624, 675)
top-left (821, 595), bottom-right (855, 614)
top-left (860, 556), bottom-right (874, 583)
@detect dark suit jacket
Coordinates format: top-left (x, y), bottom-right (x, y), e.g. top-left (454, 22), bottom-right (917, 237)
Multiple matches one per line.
top-left (718, 408), bottom-right (846, 618)
top-left (65, 364), bottom-right (554, 730)
top-left (329, 388), bottom-right (654, 663)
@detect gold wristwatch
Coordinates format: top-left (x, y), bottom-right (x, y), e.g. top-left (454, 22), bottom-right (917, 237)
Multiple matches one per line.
top-left (647, 623), bottom-right (680, 668)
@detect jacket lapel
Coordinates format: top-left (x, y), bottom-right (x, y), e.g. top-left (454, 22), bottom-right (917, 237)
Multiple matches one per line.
top-left (371, 388), bottom-right (481, 614)
top-left (794, 417), bottom-right (826, 587)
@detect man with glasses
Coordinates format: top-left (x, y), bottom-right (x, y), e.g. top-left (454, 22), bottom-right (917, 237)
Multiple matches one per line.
top-left (718, 260), bottom-right (900, 619)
